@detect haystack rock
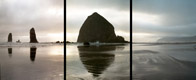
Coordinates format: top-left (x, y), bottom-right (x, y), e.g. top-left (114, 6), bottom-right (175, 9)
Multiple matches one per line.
top-left (30, 28), bottom-right (38, 43)
top-left (8, 33), bottom-right (12, 42)
top-left (77, 12), bottom-right (127, 43)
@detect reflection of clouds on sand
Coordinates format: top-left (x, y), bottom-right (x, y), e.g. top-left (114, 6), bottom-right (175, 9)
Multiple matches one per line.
top-left (4, 44), bottom-right (64, 62)
top-left (102, 56), bottom-right (130, 80)
top-left (0, 45), bottom-right (64, 80)
top-left (133, 50), bottom-right (159, 54)
top-left (48, 46), bottom-right (64, 56)
top-left (133, 44), bottom-right (196, 80)
top-left (66, 45), bottom-right (78, 56)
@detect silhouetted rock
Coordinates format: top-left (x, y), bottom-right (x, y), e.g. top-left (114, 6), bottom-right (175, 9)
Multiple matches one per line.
top-left (83, 42), bottom-right (90, 45)
top-left (8, 33), bottom-right (12, 42)
top-left (66, 41), bottom-right (70, 43)
top-left (56, 41), bottom-right (60, 43)
top-left (16, 40), bottom-right (21, 43)
top-left (30, 28), bottom-right (38, 43)
top-left (77, 12), bottom-right (127, 43)
top-left (114, 36), bottom-right (128, 43)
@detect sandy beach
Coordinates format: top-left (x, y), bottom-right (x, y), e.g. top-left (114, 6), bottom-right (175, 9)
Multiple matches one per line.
top-left (0, 42), bottom-right (64, 80)
top-left (133, 43), bottom-right (196, 80)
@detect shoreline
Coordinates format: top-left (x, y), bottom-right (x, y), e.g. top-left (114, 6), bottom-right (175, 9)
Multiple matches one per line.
top-left (0, 42), bottom-right (64, 48)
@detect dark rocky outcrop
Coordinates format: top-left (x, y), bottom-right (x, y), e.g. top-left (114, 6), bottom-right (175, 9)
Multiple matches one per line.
top-left (56, 41), bottom-right (64, 43)
top-left (83, 42), bottom-right (90, 45)
top-left (8, 33), bottom-right (12, 42)
top-left (113, 36), bottom-right (128, 43)
top-left (56, 41), bottom-right (60, 43)
top-left (30, 28), bottom-right (38, 43)
top-left (66, 41), bottom-right (71, 43)
top-left (77, 12), bottom-right (127, 43)
top-left (16, 40), bottom-right (21, 43)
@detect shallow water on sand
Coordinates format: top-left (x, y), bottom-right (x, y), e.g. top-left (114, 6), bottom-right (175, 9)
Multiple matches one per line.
top-left (0, 43), bottom-right (64, 80)
top-left (66, 43), bottom-right (130, 80)
top-left (133, 44), bottom-right (196, 80)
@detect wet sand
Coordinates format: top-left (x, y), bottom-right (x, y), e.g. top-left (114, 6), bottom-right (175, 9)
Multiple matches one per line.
top-left (0, 43), bottom-right (64, 80)
top-left (133, 44), bottom-right (196, 80)
top-left (66, 43), bottom-right (130, 80)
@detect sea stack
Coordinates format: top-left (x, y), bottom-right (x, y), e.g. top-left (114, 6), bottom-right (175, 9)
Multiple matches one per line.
top-left (8, 33), bottom-right (12, 42)
top-left (77, 12), bottom-right (127, 43)
top-left (30, 28), bottom-right (38, 43)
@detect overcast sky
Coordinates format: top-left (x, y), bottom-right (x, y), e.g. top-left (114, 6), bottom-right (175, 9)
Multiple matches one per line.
top-left (133, 0), bottom-right (196, 42)
top-left (0, 0), bottom-right (64, 42)
top-left (66, 0), bottom-right (130, 42)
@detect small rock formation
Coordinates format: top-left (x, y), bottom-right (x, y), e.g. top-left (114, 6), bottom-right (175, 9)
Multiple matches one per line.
top-left (56, 41), bottom-right (64, 43)
top-left (16, 40), bottom-right (21, 43)
top-left (30, 28), bottom-right (38, 43)
top-left (66, 41), bottom-right (70, 43)
top-left (83, 42), bottom-right (90, 45)
top-left (8, 33), bottom-right (12, 42)
top-left (56, 41), bottom-right (60, 43)
top-left (77, 12), bottom-right (127, 43)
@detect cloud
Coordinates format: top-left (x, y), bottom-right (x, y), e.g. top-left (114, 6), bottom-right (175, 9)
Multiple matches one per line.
top-left (133, 0), bottom-right (196, 26)
top-left (133, 0), bottom-right (196, 41)
top-left (133, 22), bottom-right (196, 37)
top-left (0, 0), bottom-right (64, 42)
top-left (67, 0), bottom-right (130, 11)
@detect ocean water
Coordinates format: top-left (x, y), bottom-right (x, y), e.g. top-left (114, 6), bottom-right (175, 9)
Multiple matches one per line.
top-left (0, 42), bottom-right (64, 80)
top-left (133, 43), bottom-right (196, 80)
top-left (66, 43), bottom-right (130, 80)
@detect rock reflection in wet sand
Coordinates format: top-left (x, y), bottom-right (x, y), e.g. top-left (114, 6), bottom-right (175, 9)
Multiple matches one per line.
top-left (30, 47), bottom-right (37, 62)
top-left (66, 44), bottom-right (130, 80)
top-left (8, 48), bottom-right (12, 58)
top-left (78, 46), bottom-right (115, 78)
